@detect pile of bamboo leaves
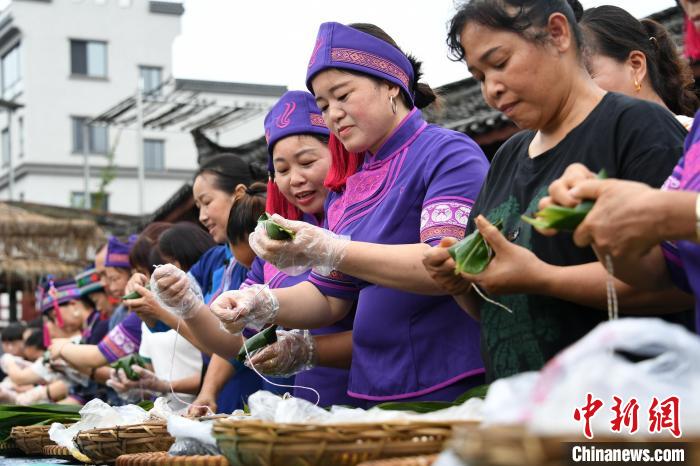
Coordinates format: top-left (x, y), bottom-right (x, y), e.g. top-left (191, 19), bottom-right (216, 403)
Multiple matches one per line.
top-left (0, 403), bottom-right (81, 441)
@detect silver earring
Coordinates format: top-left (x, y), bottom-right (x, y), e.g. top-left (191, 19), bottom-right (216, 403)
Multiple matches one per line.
top-left (390, 95), bottom-right (397, 115)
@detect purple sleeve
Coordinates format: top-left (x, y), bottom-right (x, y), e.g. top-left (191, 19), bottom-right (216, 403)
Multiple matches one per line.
top-left (420, 134), bottom-right (489, 246)
top-left (241, 257), bottom-right (265, 289)
top-left (97, 312), bottom-right (143, 363)
top-left (308, 269), bottom-right (361, 301)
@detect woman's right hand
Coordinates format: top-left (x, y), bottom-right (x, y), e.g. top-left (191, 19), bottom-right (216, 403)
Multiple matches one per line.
top-left (188, 392), bottom-right (217, 417)
top-left (209, 285), bottom-right (279, 334)
top-left (422, 238), bottom-right (473, 295)
top-left (151, 264), bottom-right (204, 319)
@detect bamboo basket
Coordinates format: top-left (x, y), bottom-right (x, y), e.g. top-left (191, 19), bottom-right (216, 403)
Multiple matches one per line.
top-left (43, 444), bottom-right (73, 458)
top-left (0, 438), bottom-right (20, 455)
top-left (116, 451), bottom-right (230, 466)
top-left (75, 421), bottom-right (174, 464)
top-left (213, 419), bottom-right (473, 466)
top-left (356, 454), bottom-right (438, 466)
top-left (449, 424), bottom-right (700, 466)
top-left (11, 423), bottom-right (65, 455)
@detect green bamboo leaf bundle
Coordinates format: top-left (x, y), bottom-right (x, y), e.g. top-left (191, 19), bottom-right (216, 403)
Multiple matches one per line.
top-left (258, 213), bottom-right (295, 240)
top-left (449, 219), bottom-right (504, 275)
top-left (110, 354), bottom-right (149, 381)
top-left (522, 169), bottom-right (608, 231)
top-left (122, 284), bottom-right (151, 300)
top-left (237, 325), bottom-right (278, 363)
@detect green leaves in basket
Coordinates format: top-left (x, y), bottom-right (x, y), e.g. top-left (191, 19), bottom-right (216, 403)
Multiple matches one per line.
top-left (138, 400), bottom-right (154, 411)
top-left (0, 404), bottom-right (81, 441)
top-left (110, 354), bottom-right (149, 381)
top-left (237, 325), bottom-right (278, 363)
top-left (258, 213), bottom-right (295, 240)
top-left (454, 384), bottom-right (490, 404)
top-left (449, 219), bottom-right (504, 275)
top-left (521, 169), bottom-right (608, 231)
top-left (375, 401), bottom-right (455, 413)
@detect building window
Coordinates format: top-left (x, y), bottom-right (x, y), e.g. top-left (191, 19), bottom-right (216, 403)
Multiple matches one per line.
top-left (72, 117), bottom-right (108, 154)
top-left (144, 139), bottom-right (164, 171)
top-left (1, 128), bottom-right (9, 167)
top-left (2, 44), bottom-right (21, 99)
top-left (70, 191), bottom-right (109, 211)
top-left (18, 116), bottom-right (23, 158)
top-left (139, 66), bottom-right (162, 95)
top-left (70, 40), bottom-right (107, 78)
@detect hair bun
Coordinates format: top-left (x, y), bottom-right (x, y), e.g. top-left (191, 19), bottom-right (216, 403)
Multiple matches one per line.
top-left (567, 0), bottom-right (583, 22)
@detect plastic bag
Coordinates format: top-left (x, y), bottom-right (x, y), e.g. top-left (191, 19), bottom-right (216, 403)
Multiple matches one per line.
top-left (167, 415), bottom-right (220, 456)
top-left (481, 318), bottom-right (700, 436)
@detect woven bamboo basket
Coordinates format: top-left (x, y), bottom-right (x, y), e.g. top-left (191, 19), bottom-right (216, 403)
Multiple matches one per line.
top-left (11, 423), bottom-right (66, 455)
top-left (450, 424), bottom-right (700, 466)
top-left (356, 454), bottom-right (438, 466)
top-left (213, 419), bottom-right (473, 466)
top-left (0, 438), bottom-right (20, 455)
top-left (43, 444), bottom-right (73, 458)
top-left (75, 421), bottom-right (175, 464)
top-left (116, 451), bottom-right (230, 466)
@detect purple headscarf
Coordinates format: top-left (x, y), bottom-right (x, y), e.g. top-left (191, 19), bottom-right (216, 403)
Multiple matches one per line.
top-left (105, 235), bottom-right (137, 269)
top-left (305, 22), bottom-right (415, 106)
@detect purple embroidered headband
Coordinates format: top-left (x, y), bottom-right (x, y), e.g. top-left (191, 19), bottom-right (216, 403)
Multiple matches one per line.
top-left (305, 22), bottom-right (415, 107)
top-left (37, 278), bottom-right (81, 314)
top-left (105, 235), bottom-right (137, 269)
top-left (264, 91), bottom-right (329, 169)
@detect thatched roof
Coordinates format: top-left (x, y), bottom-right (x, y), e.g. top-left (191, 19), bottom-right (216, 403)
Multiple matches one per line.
top-left (0, 202), bottom-right (106, 290)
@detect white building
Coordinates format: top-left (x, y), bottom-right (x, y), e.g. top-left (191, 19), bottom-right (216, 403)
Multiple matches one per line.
top-left (0, 0), bottom-right (285, 215)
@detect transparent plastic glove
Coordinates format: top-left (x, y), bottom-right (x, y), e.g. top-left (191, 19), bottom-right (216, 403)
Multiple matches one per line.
top-left (210, 284), bottom-right (279, 334)
top-left (151, 263), bottom-right (204, 319)
top-left (245, 329), bottom-right (316, 377)
top-left (249, 214), bottom-right (350, 276)
top-left (107, 366), bottom-right (165, 393)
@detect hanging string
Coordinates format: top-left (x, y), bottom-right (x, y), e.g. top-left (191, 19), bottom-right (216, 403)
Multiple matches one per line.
top-left (471, 283), bottom-right (514, 314)
top-left (604, 254), bottom-right (619, 321)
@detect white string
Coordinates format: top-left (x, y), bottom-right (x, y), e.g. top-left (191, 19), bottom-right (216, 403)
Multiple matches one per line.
top-left (604, 254), bottom-right (619, 321)
top-left (230, 284), bottom-right (321, 406)
top-left (471, 283), bottom-right (514, 314)
top-left (167, 318), bottom-right (214, 416)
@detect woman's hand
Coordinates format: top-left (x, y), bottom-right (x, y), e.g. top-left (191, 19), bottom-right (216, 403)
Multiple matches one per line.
top-left (107, 366), bottom-right (166, 393)
top-left (124, 284), bottom-right (167, 325)
top-left (461, 216), bottom-right (552, 296)
top-left (151, 264), bottom-right (204, 319)
top-left (47, 338), bottom-right (70, 361)
top-left (248, 214), bottom-right (350, 276)
top-left (245, 329), bottom-right (316, 377)
top-left (188, 392), bottom-right (217, 417)
top-left (209, 285), bottom-right (279, 334)
top-left (422, 237), bottom-right (473, 295)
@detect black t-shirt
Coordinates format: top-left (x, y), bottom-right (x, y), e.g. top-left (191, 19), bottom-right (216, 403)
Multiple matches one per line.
top-left (468, 92), bottom-right (688, 381)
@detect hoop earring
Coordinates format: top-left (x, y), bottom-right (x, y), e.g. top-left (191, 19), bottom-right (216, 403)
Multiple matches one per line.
top-left (390, 95), bottom-right (397, 115)
top-left (634, 79), bottom-right (642, 93)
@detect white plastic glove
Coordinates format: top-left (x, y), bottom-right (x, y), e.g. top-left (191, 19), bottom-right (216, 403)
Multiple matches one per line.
top-left (107, 366), bottom-right (166, 393)
top-left (150, 264), bottom-right (204, 319)
top-left (245, 329), bottom-right (316, 377)
top-left (0, 353), bottom-right (17, 373)
top-left (209, 284), bottom-right (279, 334)
top-left (248, 214), bottom-right (350, 276)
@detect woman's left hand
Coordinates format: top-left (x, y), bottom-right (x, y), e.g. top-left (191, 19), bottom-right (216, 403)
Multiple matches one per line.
top-left (248, 214), bottom-right (350, 276)
top-left (124, 284), bottom-right (166, 324)
top-left (107, 366), bottom-right (165, 393)
top-left (461, 216), bottom-right (553, 296)
top-left (47, 338), bottom-right (70, 361)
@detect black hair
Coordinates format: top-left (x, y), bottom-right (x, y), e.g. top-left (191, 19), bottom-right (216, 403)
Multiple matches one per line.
top-left (129, 222), bottom-right (172, 273)
top-left (24, 330), bottom-right (46, 350)
top-left (80, 296), bottom-right (96, 311)
top-left (581, 6), bottom-right (699, 117)
top-left (346, 23), bottom-right (438, 110)
top-left (448, 0), bottom-right (584, 62)
top-left (195, 154), bottom-right (263, 194)
top-left (1, 323), bottom-right (25, 342)
top-left (227, 182), bottom-right (267, 245)
top-left (26, 317), bottom-right (43, 330)
top-left (157, 222), bottom-right (218, 272)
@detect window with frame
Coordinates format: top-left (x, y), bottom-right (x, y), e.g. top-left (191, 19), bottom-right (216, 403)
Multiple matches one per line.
top-left (139, 66), bottom-right (162, 95)
top-left (71, 117), bottom-right (108, 154)
top-left (2, 44), bottom-right (21, 99)
top-left (70, 191), bottom-right (109, 211)
top-left (70, 40), bottom-right (107, 78)
top-left (144, 139), bottom-right (164, 172)
top-left (1, 128), bottom-right (8, 167)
